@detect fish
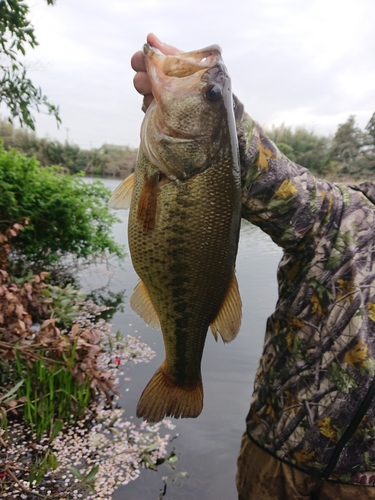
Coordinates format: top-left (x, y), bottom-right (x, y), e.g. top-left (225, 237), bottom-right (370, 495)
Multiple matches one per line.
top-left (109, 43), bottom-right (242, 422)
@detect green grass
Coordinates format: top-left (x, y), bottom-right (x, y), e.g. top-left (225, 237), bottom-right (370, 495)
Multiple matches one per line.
top-left (13, 345), bottom-right (92, 439)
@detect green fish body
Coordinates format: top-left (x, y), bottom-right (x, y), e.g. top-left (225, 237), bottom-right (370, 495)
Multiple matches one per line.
top-left (109, 44), bottom-right (242, 421)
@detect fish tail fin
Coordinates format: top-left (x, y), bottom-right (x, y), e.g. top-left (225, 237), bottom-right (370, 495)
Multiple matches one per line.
top-left (136, 363), bottom-right (203, 422)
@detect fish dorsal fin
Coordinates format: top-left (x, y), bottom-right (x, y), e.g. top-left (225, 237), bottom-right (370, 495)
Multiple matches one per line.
top-left (137, 173), bottom-right (159, 234)
top-left (130, 280), bottom-right (161, 329)
top-left (108, 173), bottom-right (135, 209)
top-left (210, 272), bottom-right (242, 343)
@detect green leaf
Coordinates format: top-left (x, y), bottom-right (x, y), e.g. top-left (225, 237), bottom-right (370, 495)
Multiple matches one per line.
top-left (0, 379), bottom-right (24, 403)
top-left (47, 451), bottom-right (58, 470)
top-left (83, 465), bottom-right (99, 483)
top-left (69, 467), bottom-right (84, 481)
top-left (50, 419), bottom-right (64, 440)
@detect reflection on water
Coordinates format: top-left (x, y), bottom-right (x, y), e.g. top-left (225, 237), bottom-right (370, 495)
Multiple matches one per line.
top-left (84, 178), bottom-right (283, 499)
top-left (240, 219), bottom-right (277, 254)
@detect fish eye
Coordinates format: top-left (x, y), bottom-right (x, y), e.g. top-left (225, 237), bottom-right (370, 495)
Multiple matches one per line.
top-left (204, 84), bottom-right (222, 102)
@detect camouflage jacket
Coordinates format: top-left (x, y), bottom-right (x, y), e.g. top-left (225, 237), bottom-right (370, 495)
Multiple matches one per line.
top-left (235, 97), bottom-right (375, 485)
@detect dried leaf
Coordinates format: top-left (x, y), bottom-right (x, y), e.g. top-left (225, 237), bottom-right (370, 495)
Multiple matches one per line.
top-left (71, 323), bottom-right (80, 338)
top-left (6, 228), bottom-right (17, 238)
top-left (41, 318), bottom-right (58, 329)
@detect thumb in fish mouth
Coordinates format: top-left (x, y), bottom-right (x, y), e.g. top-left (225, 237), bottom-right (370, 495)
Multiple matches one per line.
top-left (133, 34), bottom-right (183, 112)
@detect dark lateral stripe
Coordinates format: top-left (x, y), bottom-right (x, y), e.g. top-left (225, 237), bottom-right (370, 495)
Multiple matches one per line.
top-left (321, 373), bottom-right (375, 480)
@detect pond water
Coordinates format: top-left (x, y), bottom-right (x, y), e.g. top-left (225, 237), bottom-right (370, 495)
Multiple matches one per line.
top-left (85, 177), bottom-right (283, 499)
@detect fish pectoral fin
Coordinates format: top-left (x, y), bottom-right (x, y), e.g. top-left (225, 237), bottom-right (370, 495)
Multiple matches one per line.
top-left (137, 172), bottom-right (159, 234)
top-left (136, 362), bottom-right (203, 422)
top-left (130, 280), bottom-right (161, 329)
top-left (108, 172), bottom-right (135, 209)
top-left (210, 271), bottom-right (242, 343)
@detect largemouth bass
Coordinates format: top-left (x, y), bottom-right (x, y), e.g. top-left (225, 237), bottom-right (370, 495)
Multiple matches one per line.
top-left (109, 43), bottom-right (242, 422)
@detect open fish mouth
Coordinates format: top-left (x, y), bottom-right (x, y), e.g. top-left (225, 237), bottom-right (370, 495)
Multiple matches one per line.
top-left (143, 44), bottom-right (226, 102)
top-left (143, 43), bottom-right (223, 79)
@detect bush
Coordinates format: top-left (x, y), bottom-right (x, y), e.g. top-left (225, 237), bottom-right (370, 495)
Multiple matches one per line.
top-left (0, 144), bottom-right (124, 276)
top-left (0, 265), bottom-right (116, 438)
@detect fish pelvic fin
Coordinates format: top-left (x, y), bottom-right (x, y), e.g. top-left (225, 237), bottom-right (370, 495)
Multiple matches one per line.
top-left (130, 280), bottom-right (160, 329)
top-left (137, 172), bottom-right (159, 234)
top-left (210, 271), bottom-right (242, 343)
top-left (136, 362), bottom-right (203, 422)
top-left (108, 172), bottom-right (135, 209)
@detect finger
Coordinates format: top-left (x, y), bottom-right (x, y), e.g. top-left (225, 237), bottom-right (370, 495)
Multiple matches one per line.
top-left (131, 50), bottom-right (146, 73)
top-left (142, 94), bottom-right (154, 113)
top-left (147, 33), bottom-right (182, 56)
top-left (133, 71), bottom-right (152, 96)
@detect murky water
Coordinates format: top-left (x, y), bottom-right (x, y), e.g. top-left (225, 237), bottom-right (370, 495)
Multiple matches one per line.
top-left (85, 178), bottom-right (283, 499)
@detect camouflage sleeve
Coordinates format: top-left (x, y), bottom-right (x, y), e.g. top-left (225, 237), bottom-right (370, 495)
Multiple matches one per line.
top-left (233, 96), bottom-right (342, 249)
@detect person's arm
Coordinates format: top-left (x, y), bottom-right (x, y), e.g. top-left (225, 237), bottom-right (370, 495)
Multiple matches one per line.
top-left (233, 95), bottom-right (342, 249)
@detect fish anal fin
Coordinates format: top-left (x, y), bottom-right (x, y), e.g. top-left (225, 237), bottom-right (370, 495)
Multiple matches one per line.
top-left (210, 271), bottom-right (242, 343)
top-left (136, 362), bottom-right (203, 422)
top-left (137, 173), bottom-right (159, 234)
top-left (130, 280), bottom-right (160, 329)
top-left (108, 173), bottom-right (135, 209)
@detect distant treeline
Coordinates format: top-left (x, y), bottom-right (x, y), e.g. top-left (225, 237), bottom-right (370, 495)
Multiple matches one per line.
top-left (266, 112), bottom-right (375, 180)
top-left (1, 112), bottom-right (375, 180)
top-left (0, 120), bottom-right (137, 178)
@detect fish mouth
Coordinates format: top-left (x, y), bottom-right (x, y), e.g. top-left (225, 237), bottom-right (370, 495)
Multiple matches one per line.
top-left (142, 43), bottom-right (226, 143)
top-left (143, 43), bottom-right (224, 100)
top-left (143, 43), bottom-right (222, 78)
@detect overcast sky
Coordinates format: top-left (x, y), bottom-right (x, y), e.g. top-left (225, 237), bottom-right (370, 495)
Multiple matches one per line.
top-left (17, 0), bottom-right (375, 149)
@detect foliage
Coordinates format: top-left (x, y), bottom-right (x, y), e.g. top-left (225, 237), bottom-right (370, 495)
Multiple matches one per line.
top-left (14, 350), bottom-right (92, 438)
top-left (0, 118), bottom-right (138, 176)
top-left (326, 115), bottom-right (374, 178)
top-left (266, 123), bottom-right (330, 175)
top-left (93, 143), bottom-right (138, 177)
top-left (266, 113), bottom-right (375, 180)
top-left (365, 112), bottom-right (375, 148)
top-left (0, 144), bottom-right (125, 276)
top-left (37, 138), bottom-right (90, 173)
top-left (0, 0), bottom-right (60, 129)
top-left (0, 263), bottom-right (117, 436)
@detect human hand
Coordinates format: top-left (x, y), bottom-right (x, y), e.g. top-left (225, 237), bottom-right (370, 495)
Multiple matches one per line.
top-left (131, 33), bottom-right (182, 112)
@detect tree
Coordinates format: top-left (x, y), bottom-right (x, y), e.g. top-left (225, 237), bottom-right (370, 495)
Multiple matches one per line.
top-left (327, 115), bottom-right (372, 177)
top-left (266, 123), bottom-right (329, 175)
top-left (366, 112), bottom-right (375, 148)
top-left (0, 0), bottom-right (60, 129)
